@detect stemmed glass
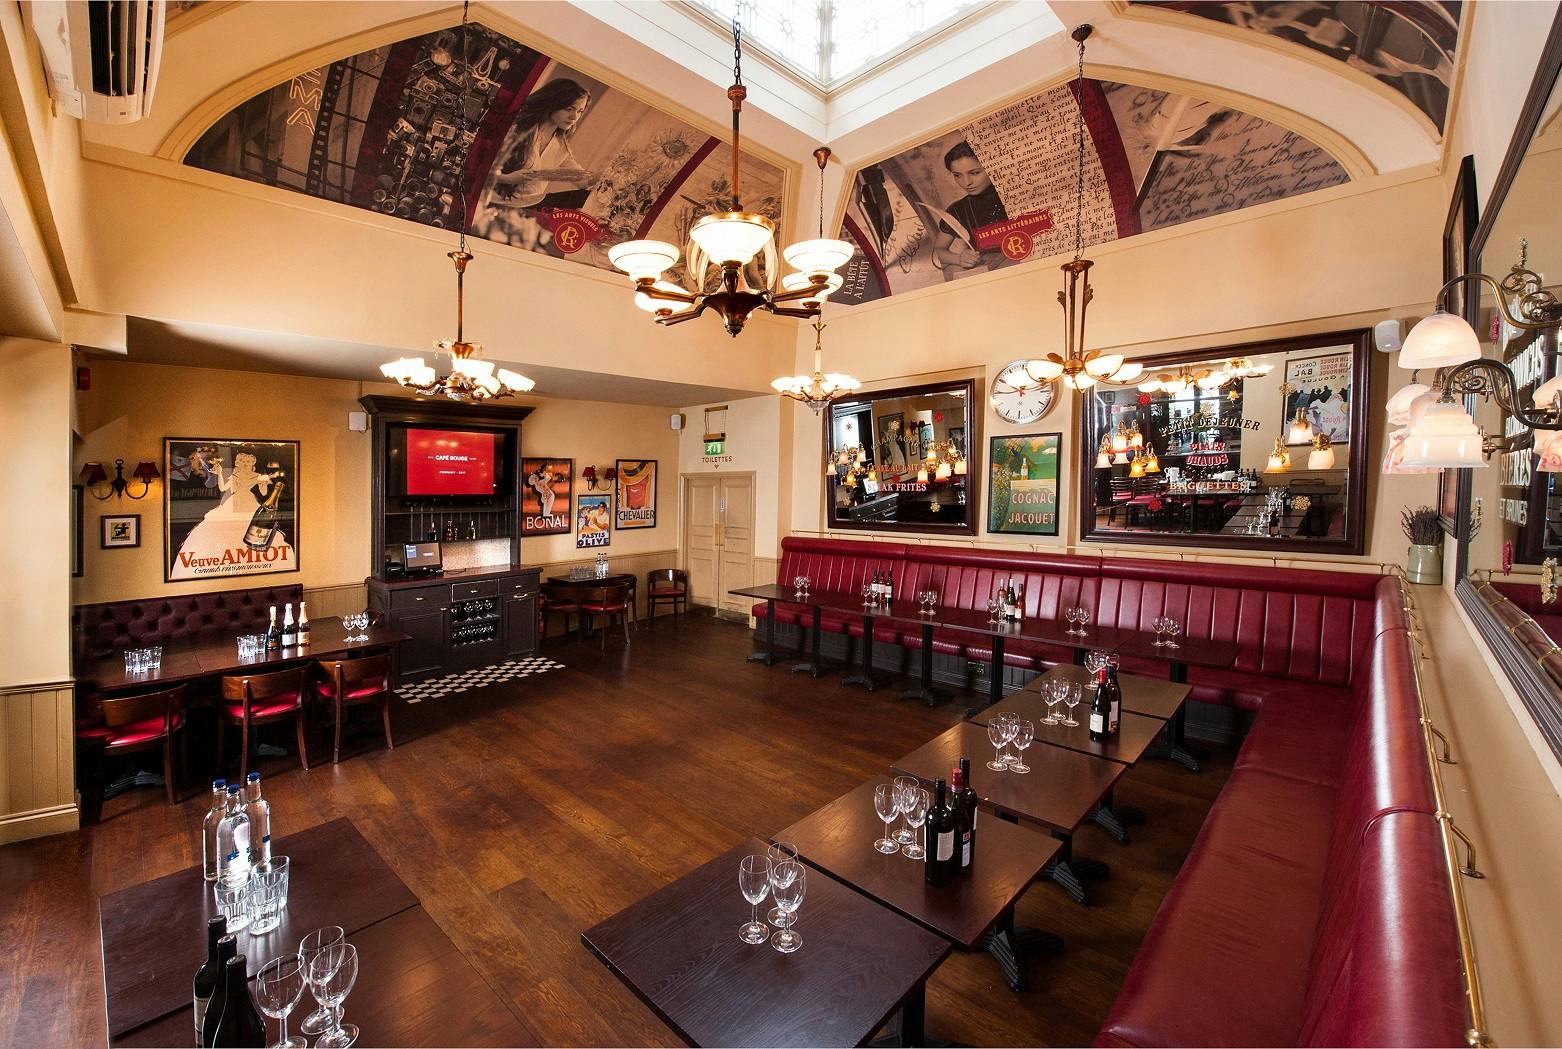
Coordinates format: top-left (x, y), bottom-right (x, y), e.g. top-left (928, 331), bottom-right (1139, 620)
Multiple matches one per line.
top-left (307, 942), bottom-right (359, 1049)
top-left (799, 576), bottom-right (811, 597)
top-left (1151, 616), bottom-right (1171, 647)
top-left (1065, 607), bottom-right (1092, 636)
top-left (1085, 650), bottom-right (1110, 677)
top-left (1160, 618), bottom-right (1182, 650)
top-left (986, 716), bottom-right (1015, 771)
top-left (793, 575), bottom-right (807, 597)
top-left (296, 926), bottom-right (345, 1037)
top-left (253, 955), bottom-right (308, 1049)
top-left (738, 854), bottom-right (772, 944)
top-left (892, 776), bottom-right (918, 845)
top-left (900, 787), bottom-right (930, 860)
top-left (343, 613), bottom-right (370, 643)
top-left (862, 583), bottom-right (874, 607)
top-left (769, 861), bottom-right (806, 954)
top-left (766, 842), bottom-right (799, 927)
top-left (1043, 680), bottom-right (1063, 725)
top-left (1009, 719), bottom-right (1035, 773)
top-left (987, 597), bottom-right (1004, 624)
top-left (873, 784), bottom-right (901, 854)
top-left (1062, 682), bottom-right (1082, 727)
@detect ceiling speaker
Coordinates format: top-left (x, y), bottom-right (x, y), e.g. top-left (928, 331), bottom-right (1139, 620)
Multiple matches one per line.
top-left (1374, 318), bottom-right (1403, 353)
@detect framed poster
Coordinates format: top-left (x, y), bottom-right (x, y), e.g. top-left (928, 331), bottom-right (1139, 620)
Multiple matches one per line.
top-left (577, 494), bottom-right (611, 547)
top-left (614, 459), bottom-right (657, 529)
top-left (987, 434), bottom-right (1061, 535)
top-left (875, 412), bottom-right (908, 470)
top-left (1281, 352), bottom-right (1353, 445)
top-left (101, 514), bottom-right (141, 549)
top-left (164, 438), bottom-right (299, 582)
top-left (1439, 155), bottom-right (1478, 537)
top-left (521, 458), bottom-right (572, 536)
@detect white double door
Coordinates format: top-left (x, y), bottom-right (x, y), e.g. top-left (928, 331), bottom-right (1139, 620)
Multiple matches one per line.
top-left (683, 472), bottom-right (755, 617)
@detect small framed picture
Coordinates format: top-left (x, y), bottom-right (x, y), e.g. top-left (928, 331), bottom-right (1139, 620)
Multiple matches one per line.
top-left (101, 514), bottom-right (141, 549)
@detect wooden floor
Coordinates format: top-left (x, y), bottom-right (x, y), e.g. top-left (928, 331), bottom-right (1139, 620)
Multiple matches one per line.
top-left (0, 614), bottom-right (1232, 1048)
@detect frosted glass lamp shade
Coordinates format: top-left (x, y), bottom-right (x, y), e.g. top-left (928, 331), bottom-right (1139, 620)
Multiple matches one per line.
top-left (916, 467), bottom-right (930, 483)
top-left (1307, 441), bottom-right (1336, 470)
top-left (496, 368), bottom-right (535, 392)
top-left (689, 212), bottom-right (776, 266)
top-left (607, 240), bottom-right (680, 281)
top-left (1026, 358), bottom-right (1065, 381)
top-left (1084, 353), bottom-right (1125, 378)
top-left (1095, 450), bottom-right (1111, 469)
top-left (381, 357), bottom-right (425, 382)
top-left (782, 271), bottom-right (844, 300)
top-left (1401, 401), bottom-right (1487, 468)
top-left (1113, 362), bottom-right (1145, 383)
top-left (634, 280), bottom-right (695, 315)
top-left (1286, 410), bottom-right (1315, 446)
top-left (1399, 308), bottom-right (1482, 369)
top-left (783, 238), bottom-right (853, 275)
top-left (1535, 375), bottom-right (1562, 409)
top-left (1385, 382), bottom-right (1432, 426)
top-left (1064, 372), bottom-right (1097, 390)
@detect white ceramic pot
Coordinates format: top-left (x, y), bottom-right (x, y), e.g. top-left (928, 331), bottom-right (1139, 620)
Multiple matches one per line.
top-left (1406, 543), bottom-right (1443, 585)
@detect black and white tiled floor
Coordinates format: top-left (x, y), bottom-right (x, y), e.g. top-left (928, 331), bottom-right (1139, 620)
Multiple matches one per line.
top-left (395, 656), bottom-right (565, 704)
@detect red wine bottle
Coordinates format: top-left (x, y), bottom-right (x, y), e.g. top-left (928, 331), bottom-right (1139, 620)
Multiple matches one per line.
top-left (925, 778), bottom-right (955, 886)
top-left (193, 917), bottom-right (229, 1046)
top-left (208, 954), bottom-right (266, 1047)
top-left (199, 934), bottom-right (239, 1047)
top-left (1106, 660), bottom-right (1123, 736)
top-left (953, 759), bottom-right (977, 874)
top-left (1089, 667), bottom-right (1111, 742)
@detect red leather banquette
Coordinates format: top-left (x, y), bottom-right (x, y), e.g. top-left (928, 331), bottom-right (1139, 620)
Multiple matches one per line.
top-left (73, 583), bottom-right (304, 661)
top-left (755, 537), bottom-right (1466, 1047)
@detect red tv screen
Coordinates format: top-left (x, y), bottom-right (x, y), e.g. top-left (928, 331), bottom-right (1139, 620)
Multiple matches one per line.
top-left (405, 429), bottom-right (497, 496)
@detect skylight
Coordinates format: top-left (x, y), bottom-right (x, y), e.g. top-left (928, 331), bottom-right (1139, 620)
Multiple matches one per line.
top-left (690, 0), bottom-right (991, 86)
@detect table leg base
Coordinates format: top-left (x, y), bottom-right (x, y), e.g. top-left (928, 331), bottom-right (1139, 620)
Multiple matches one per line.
top-left (1088, 802), bottom-right (1147, 845)
top-left (1043, 856), bottom-right (1110, 905)
top-left (791, 661), bottom-right (826, 677)
top-left (842, 673), bottom-right (879, 693)
top-left (979, 925), bottom-right (1063, 993)
top-left (746, 651), bottom-right (781, 666)
top-left (1146, 740), bottom-right (1204, 772)
top-left (898, 686), bottom-right (950, 706)
top-left (961, 701), bottom-right (991, 719)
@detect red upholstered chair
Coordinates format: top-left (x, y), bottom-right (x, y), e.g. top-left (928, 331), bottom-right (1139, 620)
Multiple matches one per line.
top-left (218, 667), bottom-right (309, 781)
top-left (540, 585), bottom-right (581, 644)
top-left (645, 569), bottom-right (689, 619)
top-left (313, 653), bottom-right (393, 764)
top-left (579, 583), bottom-right (633, 649)
top-left (75, 684), bottom-right (189, 807)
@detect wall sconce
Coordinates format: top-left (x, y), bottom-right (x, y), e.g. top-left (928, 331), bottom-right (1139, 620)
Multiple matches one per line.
top-left (581, 465), bottom-right (617, 491)
top-left (1264, 438), bottom-right (1291, 474)
top-left (1307, 433), bottom-right (1336, 470)
top-left (82, 458), bottom-right (160, 500)
top-left (1285, 408), bottom-right (1315, 446)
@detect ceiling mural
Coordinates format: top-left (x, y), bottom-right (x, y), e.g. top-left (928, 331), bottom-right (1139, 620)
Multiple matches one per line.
top-left (1133, 2), bottom-right (1461, 132)
top-left (185, 23), bottom-right (785, 275)
top-left (833, 78), bottom-right (1349, 306)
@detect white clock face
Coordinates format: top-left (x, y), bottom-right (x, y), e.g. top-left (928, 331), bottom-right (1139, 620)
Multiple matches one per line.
top-left (990, 361), bottom-right (1057, 424)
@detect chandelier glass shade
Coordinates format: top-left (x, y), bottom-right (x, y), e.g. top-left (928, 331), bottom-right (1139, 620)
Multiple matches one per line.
top-left (1285, 408), bottom-right (1316, 446)
top-left (1264, 437), bottom-right (1291, 474)
top-left (606, 19), bottom-right (852, 337)
top-left (1137, 357), bottom-right (1270, 395)
top-left (1307, 432), bottom-right (1336, 470)
top-left (1400, 400), bottom-right (1487, 469)
top-left (772, 320), bottom-right (861, 413)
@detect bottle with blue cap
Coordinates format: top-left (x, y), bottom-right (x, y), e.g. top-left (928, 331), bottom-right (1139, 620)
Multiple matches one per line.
top-left (244, 772), bottom-right (271, 866)
top-left (201, 778), bottom-right (227, 883)
top-left (215, 785), bottom-right (252, 888)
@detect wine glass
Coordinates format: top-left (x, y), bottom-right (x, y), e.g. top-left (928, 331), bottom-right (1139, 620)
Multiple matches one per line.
top-left (1009, 719), bottom-right (1035, 774)
top-left (900, 787), bottom-right (930, 861)
top-left (1043, 680), bottom-right (1063, 725)
top-left (1074, 608), bottom-right (1092, 635)
top-left (800, 576), bottom-right (811, 597)
top-left (1162, 618), bottom-right (1182, 650)
top-left (296, 926), bottom-right (344, 1037)
top-left (307, 942), bottom-right (359, 1049)
top-left (1063, 607), bottom-right (1080, 635)
top-left (873, 784), bottom-right (901, 854)
top-left (769, 861), bottom-right (806, 954)
top-left (738, 854), bottom-right (772, 944)
top-left (862, 583), bottom-right (874, 607)
top-left (253, 955), bottom-right (308, 1049)
top-left (766, 842), bottom-right (799, 927)
top-left (1151, 616), bottom-right (1170, 647)
top-left (893, 776), bottom-right (918, 845)
top-left (987, 596), bottom-right (1004, 624)
top-left (986, 717), bottom-right (1011, 771)
top-left (1063, 682), bottom-right (1082, 727)
top-left (793, 575), bottom-right (806, 597)
top-left (1085, 650), bottom-right (1111, 676)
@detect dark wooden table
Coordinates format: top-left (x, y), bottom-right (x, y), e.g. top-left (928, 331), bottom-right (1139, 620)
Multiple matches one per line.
top-left (100, 818), bottom-right (528, 1046)
top-left (1028, 663), bottom-right (1192, 721)
top-left (777, 779), bottom-right (1061, 992)
top-left (547, 573), bottom-right (639, 624)
top-left (582, 836), bottom-right (950, 1047)
top-left (892, 723), bottom-right (1124, 905)
top-left (1032, 652), bottom-right (1210, 770)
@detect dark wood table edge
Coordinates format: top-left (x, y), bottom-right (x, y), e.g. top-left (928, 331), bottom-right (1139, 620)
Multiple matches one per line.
top-left (889, 760), bottom-right (1124, 839)
top-left (578, 930), bottom-right (698, 1048)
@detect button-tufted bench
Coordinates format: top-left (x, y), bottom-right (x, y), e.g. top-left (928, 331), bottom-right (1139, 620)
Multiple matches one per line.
top-left (73, 584), bottom-right (305, 662)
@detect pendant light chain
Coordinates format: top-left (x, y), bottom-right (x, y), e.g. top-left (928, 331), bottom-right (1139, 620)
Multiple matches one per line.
top-left (728, 11), bottom-right (746, 211)
top-left (1072, 29), bottom-right (1086, 262)
top-left (456, 1), bottom-right (472, 258)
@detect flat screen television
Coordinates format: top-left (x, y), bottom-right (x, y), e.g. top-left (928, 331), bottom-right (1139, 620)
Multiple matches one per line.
top-left (387, 425), bottom-right (509, 498)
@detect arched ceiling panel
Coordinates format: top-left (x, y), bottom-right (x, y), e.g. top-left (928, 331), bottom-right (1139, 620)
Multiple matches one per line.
top-left (182, 20), bottom-right (785, 279)
top-left (832, 76), bottom-right (1349, 304)
top-left (1130, 1), bottom-right (1462, 133)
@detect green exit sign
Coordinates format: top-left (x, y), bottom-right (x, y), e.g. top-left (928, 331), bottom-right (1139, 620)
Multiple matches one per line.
top-left (704, 440), bottom-right (725, 455)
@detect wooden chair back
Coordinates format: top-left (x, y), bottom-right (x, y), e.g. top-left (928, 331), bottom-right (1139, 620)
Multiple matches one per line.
top-left (220, 666), bottom-right (306, 708)
top-left (647, 568), bottom-right (687, 589)
top-left (318, 652), bottom-right (392, 694)
top-left (578, 583), bottom-right (630, 608)
top-left (100, 684), bottom-right (187, 730)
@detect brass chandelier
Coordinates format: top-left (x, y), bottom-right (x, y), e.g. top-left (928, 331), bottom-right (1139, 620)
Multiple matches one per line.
top-left (1024, 25), bottom-right (1143, 392)
top-left (772, 318), bottom-right (860, 412)
top-left (607, 16), bottom-right (851, 336)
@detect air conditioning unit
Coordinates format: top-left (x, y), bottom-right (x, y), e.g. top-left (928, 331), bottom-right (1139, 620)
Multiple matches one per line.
top-left (26, 1), bottom-right (166, 124)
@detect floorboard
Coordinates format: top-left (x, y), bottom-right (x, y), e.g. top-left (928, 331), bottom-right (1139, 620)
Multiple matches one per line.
top-left (0, 614), bottom-right (1232, 1047)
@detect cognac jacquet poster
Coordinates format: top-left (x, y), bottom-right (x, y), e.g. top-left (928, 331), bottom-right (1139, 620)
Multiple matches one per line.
top-left (164, 438), bottom-right (300, 581)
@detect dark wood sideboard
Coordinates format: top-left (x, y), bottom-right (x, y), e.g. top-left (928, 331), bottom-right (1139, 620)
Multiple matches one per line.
top-left (367, 565), bottom-right (540, 683)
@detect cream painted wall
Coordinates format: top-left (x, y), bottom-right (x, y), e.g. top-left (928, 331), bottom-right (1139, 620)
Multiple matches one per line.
top-left (71, 360), bottom-right (681, 604)
top-left (675, 395), bottom-right (790, 559)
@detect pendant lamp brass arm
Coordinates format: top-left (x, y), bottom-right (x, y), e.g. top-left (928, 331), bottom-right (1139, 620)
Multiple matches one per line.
top-left (632, 278), bottom-right (699, 304)
top-left (771, 277), bottom-right (831, 303)
top-left (1435, 272), bottom-right (1562, 331)
top-left (1437, 358), bottom-right (1562, 431)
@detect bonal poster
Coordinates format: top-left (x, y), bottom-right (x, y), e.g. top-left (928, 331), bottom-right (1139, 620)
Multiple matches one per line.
top-left (987, 434), bottom-right (1061, 536)
top-left (577, 494), bottom-right (611, 548)
top-left (165, 438), bottom-right (299, 581)
top-left (614, 460), bottom-right (657, 529)
top-left (521, 458), bottom-right (572, 536)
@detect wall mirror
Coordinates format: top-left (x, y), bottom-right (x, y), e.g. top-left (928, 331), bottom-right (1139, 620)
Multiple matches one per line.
top-left (825, 379), bottom-right (979, 534)
top-left (1077, 331), bottom-right (1372, 554)
top-left (1457, 13), bottom-right (1562, 764)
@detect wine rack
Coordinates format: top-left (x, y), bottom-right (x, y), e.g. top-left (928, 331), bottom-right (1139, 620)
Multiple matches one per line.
top-left (450, 597), bottom-right (499, 647)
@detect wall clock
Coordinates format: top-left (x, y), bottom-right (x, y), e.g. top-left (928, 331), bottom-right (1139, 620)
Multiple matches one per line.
top-left (990, 361), bottom-right (1057, 424)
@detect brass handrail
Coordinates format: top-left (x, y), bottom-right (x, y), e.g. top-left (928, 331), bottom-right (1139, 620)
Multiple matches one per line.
top-left (1396, 576), bottom-right (1494, 1047)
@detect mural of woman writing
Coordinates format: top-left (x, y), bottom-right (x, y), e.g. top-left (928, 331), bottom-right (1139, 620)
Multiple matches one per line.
top-left (473, 78), bottom-right (598, 251)
top-left (929, 141), bottom-right (1008, 277)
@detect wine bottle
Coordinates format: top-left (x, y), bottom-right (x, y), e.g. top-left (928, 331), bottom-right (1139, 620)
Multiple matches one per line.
top-left (1089, 667), bottom-right (1111, 742)
top-left (1005, 583), bottom-right (1017, 621)
top-left (952, 759), bottom-right (976, 874)
top-left (244, 772), bottom-right (271, 867)
top-left (295, 601), bottom-right (311, 646)
top-left (264, 606), bottom-right (279, 652)
top-left (199, 934), bottom-right (239, 1047)
top-left (1106, 660), bottom-right (1123, 736)
top-left (281, 604), bottom-right (296, 648)
top-left (201, 778), bottom-right (227, 882)
top-left (193, 916), bottom-right (229, 1046)
top-left (1013, 583), bottom-right (1024, 623)
top-left (925, 778), bottom-right (955, 887)
top-left (885, 571), bottom-right (894, 603)
top-left (209, 954), bottom-right (266, 1047)
top-left (215, 786), bottom-right (252, 888)
top-left (241, 481), bottom-right (285, 551)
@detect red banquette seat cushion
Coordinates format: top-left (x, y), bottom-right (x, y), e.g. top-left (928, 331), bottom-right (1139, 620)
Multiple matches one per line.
top-left (74, 584), bottom-right (305, 661)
